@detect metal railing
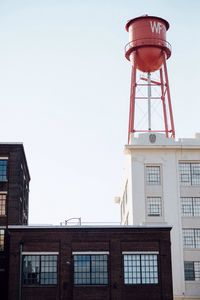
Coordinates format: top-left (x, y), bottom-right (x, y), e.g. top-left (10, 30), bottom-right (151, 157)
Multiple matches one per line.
top-left (125, 38), bottom-right (172, 58)
top-left (60, 218), bottom-right (120, 226)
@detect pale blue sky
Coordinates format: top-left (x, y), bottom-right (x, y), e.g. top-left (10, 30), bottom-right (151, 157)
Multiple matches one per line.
top-left (0, 1), bottom-right (200, 224)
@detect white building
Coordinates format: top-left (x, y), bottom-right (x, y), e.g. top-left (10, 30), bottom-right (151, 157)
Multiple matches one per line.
top-left (118, 132), bottom-right (200, 300)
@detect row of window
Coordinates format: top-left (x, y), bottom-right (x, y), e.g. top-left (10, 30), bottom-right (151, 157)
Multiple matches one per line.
top-left (21, 253), bottom-right (200, 286)
top-left (146, 163), bottom-right (200, 186)
top-left (146, 197), bottom-right (200, 218)
top-left (22, 252), bottom-right (159, 286)
top-left (122, 164), bottom-right (200, 220)
top-left (149, 197), bottom-right (200, 217)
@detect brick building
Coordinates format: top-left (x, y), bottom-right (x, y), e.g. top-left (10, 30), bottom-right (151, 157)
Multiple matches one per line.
top-left (0, 143), bottom-right (30, 299)
top-left (0, 144), bottom-right (173, 300)
top-left (8, 225), bottom-right (173, 300)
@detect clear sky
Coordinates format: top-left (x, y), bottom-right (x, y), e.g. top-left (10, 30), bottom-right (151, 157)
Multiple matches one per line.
top-left (0, 0), bottom-right (200, 225)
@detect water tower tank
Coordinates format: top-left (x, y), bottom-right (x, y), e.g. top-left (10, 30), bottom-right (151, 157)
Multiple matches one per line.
top-left (125, 15), bottom-right (171, 72)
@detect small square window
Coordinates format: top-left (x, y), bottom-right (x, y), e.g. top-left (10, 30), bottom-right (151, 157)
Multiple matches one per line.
top-left (147, 197), bottom-right (162, 216)
top-left (146, 166), bottom-right (161, 185)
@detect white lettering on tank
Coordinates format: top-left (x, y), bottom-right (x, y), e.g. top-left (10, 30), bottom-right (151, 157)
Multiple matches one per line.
top-left (150, 21), bottom-right (163, 34)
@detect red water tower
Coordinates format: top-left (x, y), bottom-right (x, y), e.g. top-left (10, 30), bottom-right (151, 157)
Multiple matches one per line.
top-left (125, 15), bottom-right (175, 142)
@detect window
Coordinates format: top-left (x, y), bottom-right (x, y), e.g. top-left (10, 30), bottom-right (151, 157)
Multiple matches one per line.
top-left (183, 229), bottom-right (200, 248)
top-left (0, 194), bottom-right (6, 216)
top-left (123, 252), bottom-right (158, 284)
top-left (73, 253), bottom-right (108, 285)
top-left (0, 230), bottom-right (4, 251)
top-left (179, 163), bottom-right (200, 186)
top-left (0, 160), bottom-right (7, 181)
top-left (22, 254), bottom-right (58, 285)
top-left (181, 198), bottom-right (200, 216)
top-left (146, 166), bottom-right (161, 185)
top-left (184, 262), bottom-right (200, 281)
top-left (147, 197), bottom-right (162, 216)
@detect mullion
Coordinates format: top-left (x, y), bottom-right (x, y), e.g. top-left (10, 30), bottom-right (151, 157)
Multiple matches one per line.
top-left (90, 256), bottom-right (92, 284)
top-left (192, 198), bottom-right (195, 216)
top-left (140, 255), bottom-right (142, 284)
top-left (39, 256), bottom-right (41, 284)
top-left (190, 164), bottom-right (192, 185)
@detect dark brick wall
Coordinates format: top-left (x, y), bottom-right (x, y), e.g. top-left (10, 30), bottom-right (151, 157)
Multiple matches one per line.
top-left (0, 144), bottom-right (30, 226)
top-left (8, 226), bottom-right (173, 300)
top-left (0, 144), bottom-right (30, 300)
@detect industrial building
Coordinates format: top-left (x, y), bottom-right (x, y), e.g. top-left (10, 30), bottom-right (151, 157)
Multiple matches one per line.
top-left (117, 15), bottom-right (200, 300)
top-left (0, 144), bottom-right (173, 300)
top-left (0, 143), bottom-right (30, 298)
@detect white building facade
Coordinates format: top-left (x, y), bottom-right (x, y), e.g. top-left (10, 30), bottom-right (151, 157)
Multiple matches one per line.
top-left (119, 132), bottom-right (200, 300)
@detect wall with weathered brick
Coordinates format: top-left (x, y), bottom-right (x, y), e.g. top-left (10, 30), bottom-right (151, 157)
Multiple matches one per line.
top-left (8, 226), bottom-right (173, 300)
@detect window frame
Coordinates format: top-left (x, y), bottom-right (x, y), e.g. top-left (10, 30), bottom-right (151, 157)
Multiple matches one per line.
top-left (181, 197), bottom-right (200, 217)
top-left (179, 162), bottom-right (200, 186)
top-left (0, 193), bottom-right (6, 216)
top-left (184, 261), bottom-right (200, 281)
top-left (0, 229), bottom-right (5, 252)
top-left (22, 253), bottom-right (58, 286)
top-left (123, 251), bottom-right (159, 285)
top-left (183, 229), bottom-right (200, 248)
top-left (147, 197), bottom-right (162, 217)
top-left (0, 159), bottom-right (8, 182)
top-left (73, 252), bottom-right (109, 286)
top-left (146, 165), bottom-right (161, 185)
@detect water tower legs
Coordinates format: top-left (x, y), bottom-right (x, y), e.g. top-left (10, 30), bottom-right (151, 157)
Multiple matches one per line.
top-left (127, 54), bottom-right (175, 143)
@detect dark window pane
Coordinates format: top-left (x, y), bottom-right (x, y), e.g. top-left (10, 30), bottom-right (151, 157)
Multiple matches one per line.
top-left (73, 254), bottom-right (108, 285)
top-left (22, 255), bottom-right (57, 285)
top-left (184, 262), bottom-right (195, 280)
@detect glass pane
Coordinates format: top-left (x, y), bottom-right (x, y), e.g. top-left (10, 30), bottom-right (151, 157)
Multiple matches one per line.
top-left (74, 254), bottom-right (108, 285)
top-left (184, 262), bottom-right (195, 280)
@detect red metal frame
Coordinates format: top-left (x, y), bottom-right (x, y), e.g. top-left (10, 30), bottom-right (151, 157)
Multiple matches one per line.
top-left (128, 53), bottom-right (175, 143)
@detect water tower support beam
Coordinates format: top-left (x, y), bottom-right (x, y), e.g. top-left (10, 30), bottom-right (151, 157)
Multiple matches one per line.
top-left (128, 63), bottom-right (137, 143)
top-left (163, 56), bottom-right (175, 138)
top-left (147, 72), bottom-right (152, 130)
top-left (160, 67), bottom-right (169, 138)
